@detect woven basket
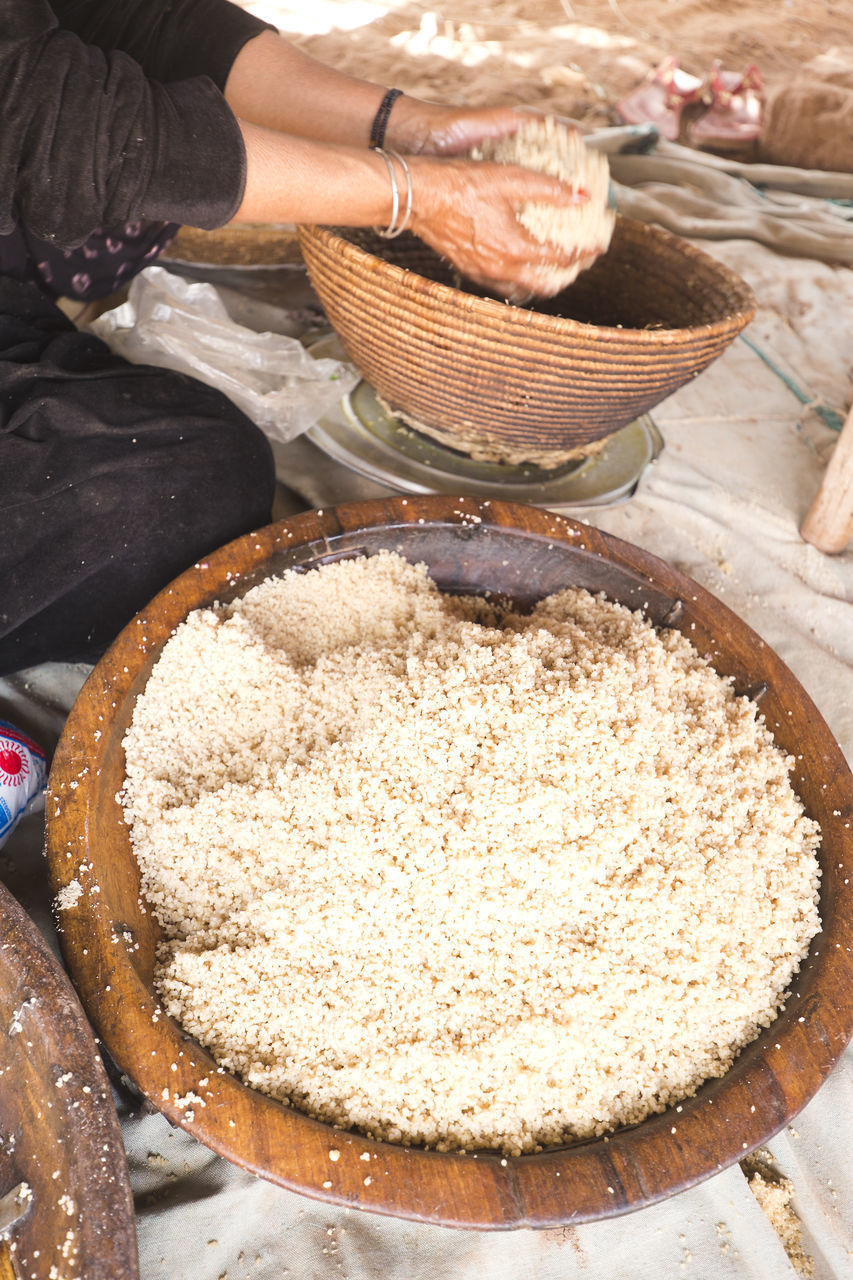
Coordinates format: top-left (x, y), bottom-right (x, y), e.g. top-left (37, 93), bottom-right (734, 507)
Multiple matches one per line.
top-left (298, 217), bottom-right (756, 467)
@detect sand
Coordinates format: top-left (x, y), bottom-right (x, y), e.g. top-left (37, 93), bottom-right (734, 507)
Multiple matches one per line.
top-left (239, 0), bottom-right (852, 168)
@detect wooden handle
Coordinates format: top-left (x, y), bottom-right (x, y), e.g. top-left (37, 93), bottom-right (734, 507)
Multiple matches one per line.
top-left (800, 402), bottom-right (853, 553)
top-left (0, 1242), bottom-right (20, 1280)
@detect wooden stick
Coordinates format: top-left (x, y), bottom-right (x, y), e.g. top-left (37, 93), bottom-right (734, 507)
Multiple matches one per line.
top-left (800, 402), bottom-right (853, 554)
top-left (0, 1242), bottom-right (19, 1280)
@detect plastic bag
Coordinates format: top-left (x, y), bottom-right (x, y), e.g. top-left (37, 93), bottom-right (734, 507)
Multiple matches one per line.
top-left (0, 720), bottom-right (47, 850)
top-left (90, 266), bottom-right (357, 444)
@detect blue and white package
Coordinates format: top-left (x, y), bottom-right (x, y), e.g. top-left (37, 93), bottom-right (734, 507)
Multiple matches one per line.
top-left (0, 719), bottom-right (48, 849)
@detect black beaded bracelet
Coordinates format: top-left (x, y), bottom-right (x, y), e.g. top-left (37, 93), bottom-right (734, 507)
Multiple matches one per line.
top-left (369, 88), bottom-right (403, 150)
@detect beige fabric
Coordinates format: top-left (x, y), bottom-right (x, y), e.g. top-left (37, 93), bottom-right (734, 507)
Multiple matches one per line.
top-left (608, 139), bottom-right (853, 264)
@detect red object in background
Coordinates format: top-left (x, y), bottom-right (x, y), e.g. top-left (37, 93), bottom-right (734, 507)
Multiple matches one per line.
top-left (689, 61), bottom-right (764, 145)
top-left (617, 56), bottom-right (764, 148)
top-left (616, 56), bottom-right (705, 141)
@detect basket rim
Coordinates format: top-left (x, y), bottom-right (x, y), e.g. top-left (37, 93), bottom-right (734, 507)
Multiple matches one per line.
top-left (297, 216), bottom-right (757, 344)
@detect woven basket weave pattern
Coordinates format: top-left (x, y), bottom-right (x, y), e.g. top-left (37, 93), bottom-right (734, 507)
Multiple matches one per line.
top-left (299, 218), bottom-right (755, 465)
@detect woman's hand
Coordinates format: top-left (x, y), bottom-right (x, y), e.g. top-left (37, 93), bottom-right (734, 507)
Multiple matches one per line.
top-left (386, 103), bottom-right (600, 300)
top-left (407, 154), bottom-right (590, 301)
top-left (232, 46), bottom-right (596, 304)
top-left (386, 100), bottom-right (538, 157)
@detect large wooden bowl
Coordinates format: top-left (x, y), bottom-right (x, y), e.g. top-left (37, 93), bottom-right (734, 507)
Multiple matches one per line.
top-left (0, 880), bottom-right (138, 1278)
top-left (297, 219), bottom-right (756, 467)
top-left (46, 497), bottom-right (853, 1229)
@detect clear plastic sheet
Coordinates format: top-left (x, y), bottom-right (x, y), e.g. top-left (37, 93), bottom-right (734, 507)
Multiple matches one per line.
top-left (91, 265), bottom-right (357, 443)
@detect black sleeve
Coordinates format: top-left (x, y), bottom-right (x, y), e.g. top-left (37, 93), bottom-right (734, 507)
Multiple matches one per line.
top-left (47, 0), bottom-right (276, 91)
top-left (0, 1), bottom-right (269, 247)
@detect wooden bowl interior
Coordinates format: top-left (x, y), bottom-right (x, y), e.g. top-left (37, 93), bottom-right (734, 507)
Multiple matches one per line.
top-left (47, 498), bottom-right (853, 1228)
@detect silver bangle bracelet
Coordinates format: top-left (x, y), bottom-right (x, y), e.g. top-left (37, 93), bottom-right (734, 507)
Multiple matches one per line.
top-left (373, 148), bottom-right (413, 239)
top-left (373, 147), bottom-right (399, 239)
top-left (387, 150), bottom-right (413, 237)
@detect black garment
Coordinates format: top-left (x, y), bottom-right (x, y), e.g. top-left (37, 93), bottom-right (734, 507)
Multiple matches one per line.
top-left (0, 220), bottom-right (180, 302)
top-left (0, 278), bottom-right (276, 675)
top-left (0, 0), bottom-right (274, 247)
top-left (48, 0), bottom-right (275, 88)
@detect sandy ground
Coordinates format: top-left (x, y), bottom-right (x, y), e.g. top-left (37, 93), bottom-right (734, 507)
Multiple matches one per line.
top-left (237, 0), bottom-right (853, 157)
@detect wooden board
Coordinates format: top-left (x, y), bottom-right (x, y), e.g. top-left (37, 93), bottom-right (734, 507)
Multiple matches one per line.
top-left (0, 880), bottom-right (138, 1277)
top-left (45, 496), bottom-right (853, 1228)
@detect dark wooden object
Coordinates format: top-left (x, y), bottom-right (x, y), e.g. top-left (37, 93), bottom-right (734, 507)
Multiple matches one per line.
top-left (0, 881), bottom-right (138, 1276)
top-left (46, 497), bottom-right (853, 1229)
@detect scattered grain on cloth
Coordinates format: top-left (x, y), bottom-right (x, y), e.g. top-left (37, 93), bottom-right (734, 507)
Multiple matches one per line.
top-left (121, 552), bottom-right (821, 1155)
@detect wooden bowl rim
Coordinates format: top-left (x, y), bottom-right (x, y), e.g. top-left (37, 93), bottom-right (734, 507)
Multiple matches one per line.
top-left (46, 497), bottom-right (853, 1229)
top-left (297, 218), bottom-right (757, 343)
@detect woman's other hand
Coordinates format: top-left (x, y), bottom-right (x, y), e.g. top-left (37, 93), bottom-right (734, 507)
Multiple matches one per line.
top-left (407, 153), bottom-right (591, 301)
top-left (387, 104), bottom-right (599, 300)
top-left (387, 101), bottom-right (537, 158)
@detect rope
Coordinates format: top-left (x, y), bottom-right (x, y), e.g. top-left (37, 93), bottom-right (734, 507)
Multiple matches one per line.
top-left (739, 334), bottom-right (845, 432)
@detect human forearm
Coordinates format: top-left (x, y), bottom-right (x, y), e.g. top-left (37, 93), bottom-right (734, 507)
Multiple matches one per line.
top-left (231, 123), bottom-right (395, 224)
top-left (224, 30), bottom-right (529, 156)
top-left (224, 31), bottom-right (389, 146)
top-left (232, 121), bottom-right (589, 302)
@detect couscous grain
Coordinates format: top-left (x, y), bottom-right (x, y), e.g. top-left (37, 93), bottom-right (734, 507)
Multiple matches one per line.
top-left (121, 553), bottom-right (821, 1154)
top-left (471, 116), bottom-right (615, 296)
